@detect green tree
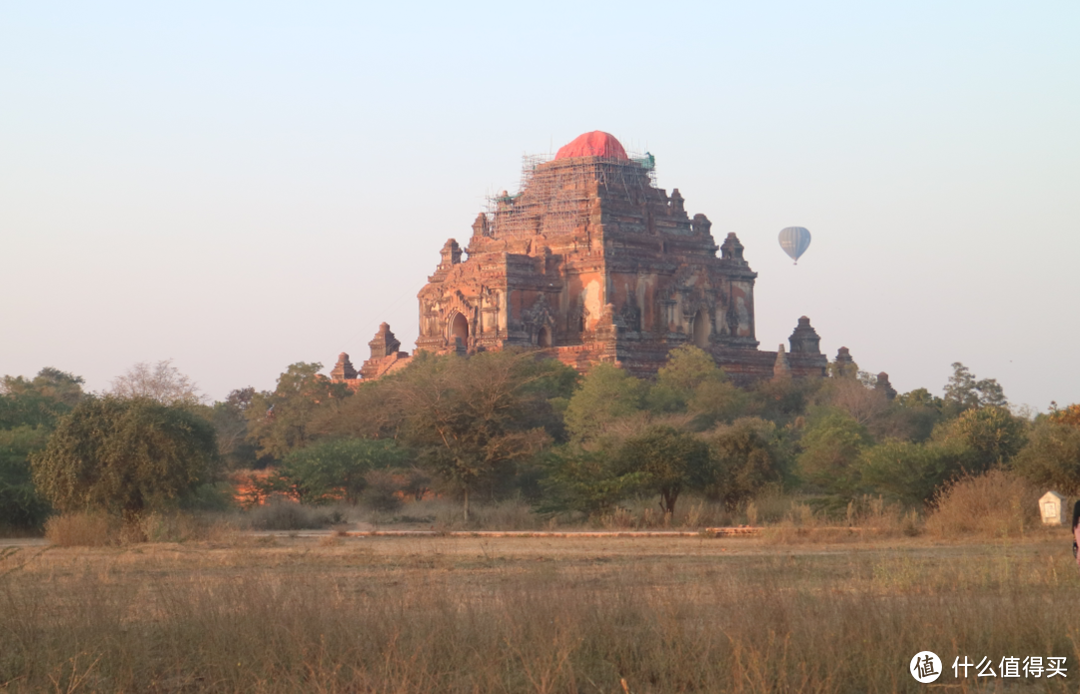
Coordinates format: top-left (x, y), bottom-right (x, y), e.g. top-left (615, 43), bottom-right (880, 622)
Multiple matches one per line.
top-left (616, 425), bottom-right (710, 515)
top-left (797, 411), bottom-right (872, 499)
top-left (564, 363), bottom-right (647, 443)
top-left (393, 350), bottom-right (575, 520)
top-left (935, 406), bottom-right (1026, 472)
top-left (703, 417), bottom-right (788, 506)
top-left (310, 376), bottom-right (404, 441)
top-left (687, 378), bottom-right (748, 429)
top-left (828, 353), bottom-right (860, 380)
top-left (749, 376), bottom-right (822, 426)
top-left (0, 426), bottom-right (52, 529)
top-left (277, 438), bottom-right (408, 505)
top-left (1011, 420), bottom-right (1080, 494)
top-left (541, 446), bottom-right (645, 517)
top-left (0, 367), bottom-right (86, 429)
top-left (32, 397), bottom-right (218, 522)
top-left (211, 387), bottom-right (261, 470)
top-left (859, 438), bottom-right (968, 506)
top-left (0, 368), bottom-right (87, 529)
top-left (887, 388), bottom-right (945, 442)
top-left (897, 387), bottom-right (944, 411)
top-left (647, 345), bottom-right (722, 412)
top-left (246, 363), bottom-right (350, 460)
top-left (646, 345), bottom-right (747, 428)
top-left (943, 362), bottom-right (1008, 414)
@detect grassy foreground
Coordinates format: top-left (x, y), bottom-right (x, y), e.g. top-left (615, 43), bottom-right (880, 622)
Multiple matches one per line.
top-left (1, 532), bottom-right (1078, 693)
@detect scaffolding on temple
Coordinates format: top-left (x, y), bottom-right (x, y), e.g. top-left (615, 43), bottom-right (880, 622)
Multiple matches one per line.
top-left (484, 149), bottom-right (660, 239)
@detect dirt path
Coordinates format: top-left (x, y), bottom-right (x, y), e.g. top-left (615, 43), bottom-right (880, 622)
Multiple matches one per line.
top-left (0, 537), bottom-right (47, 548)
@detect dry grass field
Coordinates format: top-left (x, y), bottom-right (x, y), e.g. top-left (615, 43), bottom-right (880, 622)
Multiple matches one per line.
top-left (2, 529), bottom-right (1079, 693)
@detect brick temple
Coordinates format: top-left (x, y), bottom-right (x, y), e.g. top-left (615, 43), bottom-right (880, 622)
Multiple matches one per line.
top-left (334, 131), bottom-right (830, 386)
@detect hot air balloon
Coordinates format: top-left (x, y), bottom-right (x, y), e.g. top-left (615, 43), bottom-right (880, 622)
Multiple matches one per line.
top-left (778, 226), bottom-right (811, 264)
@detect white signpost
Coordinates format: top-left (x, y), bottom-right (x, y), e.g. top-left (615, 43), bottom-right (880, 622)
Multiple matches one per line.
top-left (1040, 491), bottom-right (1066, 526)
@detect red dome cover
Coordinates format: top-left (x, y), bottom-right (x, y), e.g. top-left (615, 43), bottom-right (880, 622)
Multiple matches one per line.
top-left (554, 131), bottom-right (628, 160)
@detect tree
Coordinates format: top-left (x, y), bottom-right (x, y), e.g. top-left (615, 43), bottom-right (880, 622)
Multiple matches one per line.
top-left (564, 363), bottom-right (647, 443)
top-left (703, 417), bottom-right (788, 506)
top-left (1011, 419), bottom-right (1080, 494)
top-left (1049, 403), bottom-right (1080, 427)
top-left (2, 367), bottom-right (85, 406)
top-left (110, 359), bottom-right (204, 406)
top-left (820, 378), bottom-right (891, 429)
top-left (859, 439), bottom-right (968, 506)
top-left (886, 388), bottom-right (945, 443)
top-left (616, 425), bottom-right (711, 515)
top-left (646, 345), bottom-right (746, 428)
top-left (648, 345), bottom-right (723, 412)
top-left (796, 411), bottom-right (872, 499)
top-left (310, 376), bottom-right (404, 441)
top-left (828, 353), bottom-right (860, 380)
top-left (392, 350), bottom-right (575, 520)
top-left (277, 438), bottom-right (408, 505)
top-left (897, 388), bottom-right (944, 411)
top-left (32, 397), bottom-right (218, 522)
top-left (0, 426), bottom-right (52, 529)
top-left (245, 363), bottom-right (351, 460)
top-left (211, 388), bottom-right (261, 470)
top-left (0, 367), bottom-right (86, 429)
top-left (943, 362), bottom-right (1008, 413)
top-left (749, 376), bottom-right (822, 426)
top-left (0, 367), bottom-right (87, 529)
top-left (935, 406), bottom-right (1027, 472)
top-left (541, 446), bottom-right (646, 517)
top-left (400, 466), bottom-right (432, 502)
top-left (687, 378), bottom-right (748, 430)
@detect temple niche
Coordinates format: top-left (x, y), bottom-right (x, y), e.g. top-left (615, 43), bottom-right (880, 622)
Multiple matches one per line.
top-left (339, 131), bottom-right (828, 385)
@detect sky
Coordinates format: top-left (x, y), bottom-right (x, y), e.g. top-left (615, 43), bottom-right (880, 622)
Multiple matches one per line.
top-left (2, 2), bottom-right (1078, 411)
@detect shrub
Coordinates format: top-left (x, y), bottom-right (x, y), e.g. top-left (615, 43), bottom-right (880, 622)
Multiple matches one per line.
top-left (279, 438), bottom-right (408, 505)
top-left (400, 466), bottom-right (432, 501)
top-left (45, 511), bottom-right (236, 545)
top-left (137, 512), bottom-right (237, 543)
top-left (540, 446), bottom-right (646, 517)
top-left (925, 468), bottom-right (1039, 538)
top-left (360, 470), bottom-right (403, 514)
top-left (247, 497), bottom-right (336, 531)
top-left (431, 498), bottom-right (544, 530)
top-left (180, 481), bottom-right (238, 513)
top-left (44, 512), bottom-right (120, 547)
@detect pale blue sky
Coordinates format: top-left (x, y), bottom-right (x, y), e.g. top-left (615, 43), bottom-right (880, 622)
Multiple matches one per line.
top-left (2, 2), bottom-right (1078, 410)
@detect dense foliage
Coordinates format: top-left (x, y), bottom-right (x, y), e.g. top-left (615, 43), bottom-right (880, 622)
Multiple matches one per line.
top-left (32, 397), bottom-right (218, 519)
top-left (5, 350), bottom-right (1079, 531)
top-left (0, 368), bottom-right (86, 529)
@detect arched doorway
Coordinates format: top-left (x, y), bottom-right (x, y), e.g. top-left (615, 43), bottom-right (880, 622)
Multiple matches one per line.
top-left (693, 309), bottom-right (711, 349)
top-left (451, 313), bottom-right (469, 346)
top-left (538, 326), bottom-right (553, 348)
